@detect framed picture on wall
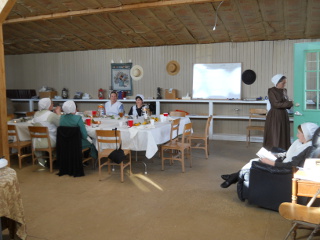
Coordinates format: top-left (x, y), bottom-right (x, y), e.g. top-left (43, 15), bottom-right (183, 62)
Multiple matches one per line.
top-left (111, 63), bottom-right (132, 96)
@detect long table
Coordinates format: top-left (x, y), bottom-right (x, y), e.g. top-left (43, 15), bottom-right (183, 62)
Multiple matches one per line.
top-left (8, 116), bottom-right (191, 160)
top-left (86, 116), bottom-right (191, 159)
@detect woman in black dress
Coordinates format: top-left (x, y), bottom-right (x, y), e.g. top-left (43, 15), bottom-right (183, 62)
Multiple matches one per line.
top-left (263, 74), bottom-right (293, 151)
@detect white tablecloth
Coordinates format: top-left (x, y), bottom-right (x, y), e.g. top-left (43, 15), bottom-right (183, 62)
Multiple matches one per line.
top-left (86, 117), bottom-right (191, 159)
top-left (7, 117), bottom-right (191, 159)
top-left (8, 121), bottom-right (33, 141)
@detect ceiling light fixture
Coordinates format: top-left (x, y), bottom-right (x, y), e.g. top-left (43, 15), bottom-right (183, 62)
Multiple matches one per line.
top-left (212, 0), bottom-right (224, 31)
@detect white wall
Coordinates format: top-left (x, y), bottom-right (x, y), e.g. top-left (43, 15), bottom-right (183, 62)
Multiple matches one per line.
top-left (5, 38), bottom-right (320, 139)
top-left (7, 39), bottom-right (320, 100)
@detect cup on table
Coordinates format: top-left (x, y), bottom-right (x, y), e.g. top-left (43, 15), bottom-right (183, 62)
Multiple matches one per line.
top-left (92, 110), bottom-right (97, 117)
top-left (163, 113), bottom-right (168, 117)
top-left (119, 121), bottom-right (124, 127)
top-left (150, 119), bottom-right (155, 125)
top-left (128, 119), bottom-right (134, 127)
top-left (85, 118), bottom-right (91, 126)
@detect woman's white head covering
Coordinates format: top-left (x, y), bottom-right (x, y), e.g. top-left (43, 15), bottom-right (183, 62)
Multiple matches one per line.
top-left (38, 98), bottom-right (52, 110)
top-left (136, 94), bottom-right (144, 102)
top-left (62, 100), bottom-right (76, 114)
top-left (271, 74), bottom-right (285, 86)
top-left (301, 122), bottom-right (319, 142)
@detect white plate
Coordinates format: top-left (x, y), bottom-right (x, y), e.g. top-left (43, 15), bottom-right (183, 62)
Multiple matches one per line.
top-left (0, 159), bottom-right (8, 168)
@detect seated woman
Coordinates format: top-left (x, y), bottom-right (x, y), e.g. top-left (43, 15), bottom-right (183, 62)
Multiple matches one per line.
top-left (220, 122), bottom-right (319, 189)
top-left (60, 100), bottom-right (98, 160)
top-left (104, 91), bottom-right (124, 115)
top-left (128, 94), bottom-right (145, 117)
top-left (32, 98), bottom-right (61, 167)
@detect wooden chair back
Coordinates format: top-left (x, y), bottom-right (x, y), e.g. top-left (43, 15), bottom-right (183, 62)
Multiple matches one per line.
top-left (169, 111), bottom-right (186, 117)
top-left (190, 115), bottom-right (212, 158)
top-left (96, 129), bottom-right (122, 151)
top-left (248, 108), bottom-right (267, 126)
top-left (246, 109), bottom-right (268, 147)
top-left (8, 124), bottom-right (32, 168)
top-left (181, 122), bottom-right (192, 144)
top-left (28, 126), bottom-right (56, 172)
top-left (7, 114), bottom-right (15, 121)
top-left (26, 111), bottom-right (36, 117)
top-left (95, 129), bottom-right (131, 182)
top-left (169, 118), bottom-right (181, 142)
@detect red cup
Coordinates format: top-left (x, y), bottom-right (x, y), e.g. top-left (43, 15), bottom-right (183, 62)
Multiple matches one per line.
top-left (85, 118), bottom-right (91, 126)
top-left (92, 111), bottom-right (97, 117)
top-left (163, 113), bottom-right (168, 117)
top-left (128, 119), bottom-right (134, 127)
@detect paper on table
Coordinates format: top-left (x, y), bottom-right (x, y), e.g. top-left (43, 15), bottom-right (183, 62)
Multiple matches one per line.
top-left (256, 147), bottom-right (277, 161)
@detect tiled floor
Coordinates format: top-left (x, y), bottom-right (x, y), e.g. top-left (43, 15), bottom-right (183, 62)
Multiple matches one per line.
top-left (2, 140), bottom-right (320, 240)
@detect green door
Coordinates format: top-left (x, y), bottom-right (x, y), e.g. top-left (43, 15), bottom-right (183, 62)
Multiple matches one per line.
top-left (294, 42), bottom-right (320, 136)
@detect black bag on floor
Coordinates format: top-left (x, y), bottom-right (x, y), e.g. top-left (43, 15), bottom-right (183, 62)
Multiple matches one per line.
top-left (108, 128), bottom-right (125, 164)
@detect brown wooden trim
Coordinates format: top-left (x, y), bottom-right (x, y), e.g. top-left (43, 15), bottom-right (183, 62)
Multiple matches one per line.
top-left (4, 0), bottom-right (223, 24)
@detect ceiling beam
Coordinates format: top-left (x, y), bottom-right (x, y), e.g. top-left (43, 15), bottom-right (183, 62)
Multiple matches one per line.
top-left (4, 0), bottom-right (223, 24)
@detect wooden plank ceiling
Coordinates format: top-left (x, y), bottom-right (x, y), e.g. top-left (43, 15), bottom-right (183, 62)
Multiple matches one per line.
top-left (3, 0), bottom-right (320, 55)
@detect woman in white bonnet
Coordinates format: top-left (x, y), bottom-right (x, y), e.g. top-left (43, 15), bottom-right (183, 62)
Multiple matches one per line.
top-left (263, 74), bottom-right (293, 151)
top-left (128, 94), bottom-right (145, 117)
top-left (60, 100), bottom-right (97, 160)
top-left (32, 98), bottom-right (61, 167)
top-left (220, 122), bottom-right (319, 189)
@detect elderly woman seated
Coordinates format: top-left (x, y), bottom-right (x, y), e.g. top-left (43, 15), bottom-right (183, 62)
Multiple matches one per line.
top-left (220, 122), bottom-right (320, 189)
top-left (32, 98), bottom-right (61, 166)
top-left (60, 100), bottom-right (97, 160)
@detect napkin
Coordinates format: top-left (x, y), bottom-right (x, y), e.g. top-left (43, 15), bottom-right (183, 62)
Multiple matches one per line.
top-left (145, 125), bottom-right (155, 129)
top-left (0, 158), bottom-right (8, 168)
top-left (129, 127), bottom-right (139, 138)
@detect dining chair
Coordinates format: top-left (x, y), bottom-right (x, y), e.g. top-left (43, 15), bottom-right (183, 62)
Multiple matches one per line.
top-left (28, 126), bottom-right (56, 173)
top-left (279, 188), bottom-right (320, 240)
top-left (169, 111), bottom-right (186, 117)
top-left (190, 115), bottom-right (212, 158)
top-left (158, 118), bottom-right (181, 159)
top-left (8, 124), bottom-right (32, 169)
top-left (56, 126), bottom-right (95, 177)
top-left (7, 114), bottom-right (15, 121)
top-left (161, 122), bottom-right (192, 172)
top-left (26, 111), bottom-right (36, 117)
top-left (246, 108), bottom-right (268, 147)
top-left (96, 129), bottom-right (131, 182)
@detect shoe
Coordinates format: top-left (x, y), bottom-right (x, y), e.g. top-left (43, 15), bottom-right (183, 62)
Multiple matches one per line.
top-left (221, 174), bottom-right (230, 180)
top-left (38, 158), bottom-right (47, 168)
top-left (220, 181), bottom-right (232, 188)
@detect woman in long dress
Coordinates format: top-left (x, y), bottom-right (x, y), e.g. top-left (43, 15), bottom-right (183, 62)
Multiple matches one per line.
top-left (60, 100), bottom-right (97, 160)
top-left (263, 74), bottom-right (293, 150)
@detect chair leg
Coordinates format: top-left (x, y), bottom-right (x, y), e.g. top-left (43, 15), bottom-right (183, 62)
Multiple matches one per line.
top-left (49, 150), bottom-right (53, 173)
top-left (283, 223), bottom-right (298, 240)
top-left (120, 162), bottom-right (124, 183)
top-left (161, 148), bottom-right (165, 171)
top-left (307, 225), bottom-right (320, 240)
top-left (246, 130), bottom-right (250, 147)
top-left (189, 147), bottom-right (192, 168)
top-left (98, 158), bottom-right (102, 181)
top-left (18, 148), bottom-right (22, 169)
top-left (181, 151), bottom-right (185, 173)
